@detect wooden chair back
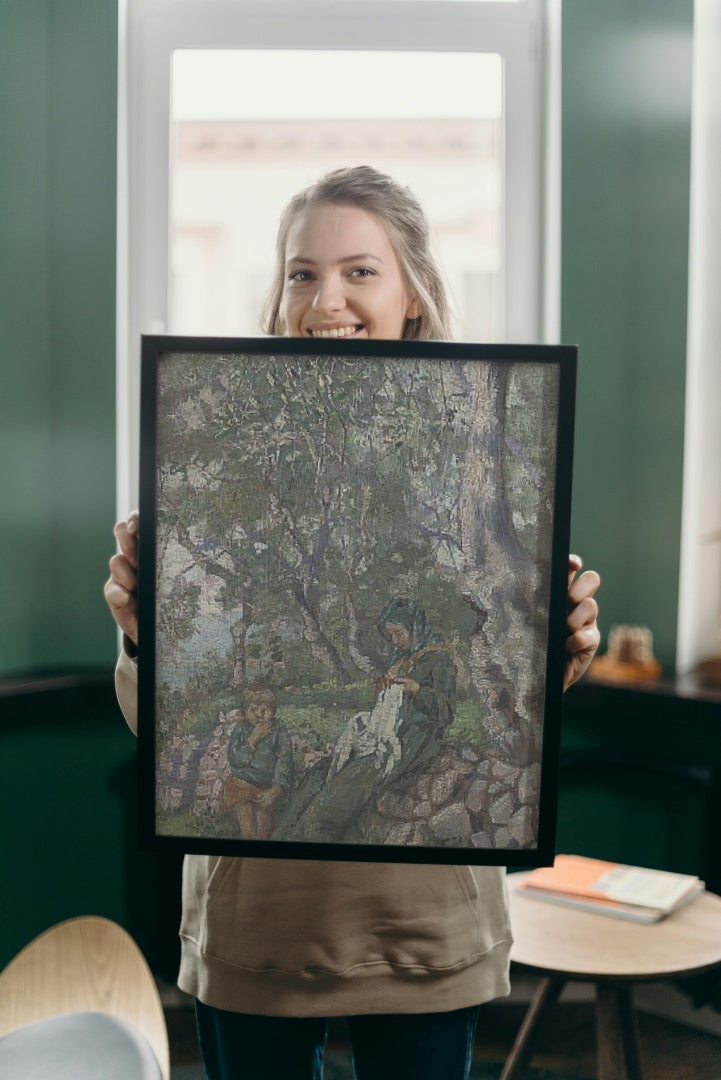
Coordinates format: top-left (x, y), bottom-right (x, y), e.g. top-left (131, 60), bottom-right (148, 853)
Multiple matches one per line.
top-left (0, 916), bottom-right (169, 1080)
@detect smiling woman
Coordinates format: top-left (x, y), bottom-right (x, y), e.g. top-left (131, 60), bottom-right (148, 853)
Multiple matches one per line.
top-left (106, 160), bottom-right (599, 1080)
top-left (263, 166), bottom-right (451, 341)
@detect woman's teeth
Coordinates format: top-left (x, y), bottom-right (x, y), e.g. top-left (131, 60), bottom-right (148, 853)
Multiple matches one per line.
top-left (310, 325), bottom-right (360, 338)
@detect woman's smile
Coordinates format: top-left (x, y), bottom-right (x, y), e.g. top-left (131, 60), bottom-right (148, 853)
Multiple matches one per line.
top-left (306, 323), bottom-right (364, 339)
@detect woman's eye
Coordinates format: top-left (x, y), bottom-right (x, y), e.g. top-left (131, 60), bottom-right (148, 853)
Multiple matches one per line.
top-left (288, 270), bottom-right (313, 283)
top-left (349, 267), bottom-right (375, 279)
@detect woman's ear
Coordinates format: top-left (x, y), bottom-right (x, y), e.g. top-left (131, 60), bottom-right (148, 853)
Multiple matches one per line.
top-left (406, 296), bottom-right (423, 320)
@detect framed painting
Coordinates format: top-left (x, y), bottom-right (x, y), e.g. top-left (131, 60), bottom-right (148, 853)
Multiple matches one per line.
top-left (137, 336), bottom-right (576, 865)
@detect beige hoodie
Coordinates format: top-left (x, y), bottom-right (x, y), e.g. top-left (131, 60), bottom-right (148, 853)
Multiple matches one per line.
top-left (116, 651), bottom-right (512, 1016)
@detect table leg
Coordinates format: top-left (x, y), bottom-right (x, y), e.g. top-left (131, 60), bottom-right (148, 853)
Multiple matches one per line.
top-left (596, 982), bottom-right (643, 1080)
top-left (499, 976), bottom-right (565, 1080)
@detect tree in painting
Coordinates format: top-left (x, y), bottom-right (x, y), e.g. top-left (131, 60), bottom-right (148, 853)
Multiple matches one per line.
top-left (153, 351), bottom-right (559, 851)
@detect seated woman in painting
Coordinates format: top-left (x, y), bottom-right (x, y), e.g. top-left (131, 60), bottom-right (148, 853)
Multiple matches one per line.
top-left (294, 597), bottom-right (456, 843)
top-left (222, 684), bottom-right (294, 840)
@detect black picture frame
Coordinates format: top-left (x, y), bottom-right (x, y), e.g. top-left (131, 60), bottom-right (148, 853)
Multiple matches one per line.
top-left (138, 335), bottom-right (576, 866)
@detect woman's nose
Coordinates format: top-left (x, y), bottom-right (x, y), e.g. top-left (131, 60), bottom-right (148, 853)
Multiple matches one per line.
top-left (312, 274), bottom-right (345, 314)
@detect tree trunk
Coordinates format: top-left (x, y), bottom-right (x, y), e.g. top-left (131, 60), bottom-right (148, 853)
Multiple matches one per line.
top-left (344, 593), bottom-right (376, 677)
top-left (459, 364), bottom-right (544, 762)
top-left (293, 579), bottom-right (353, 685)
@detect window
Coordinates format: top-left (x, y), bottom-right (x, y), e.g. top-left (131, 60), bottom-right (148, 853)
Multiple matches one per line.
top-left (169, 49), bottom-right (503, 340)
top-left (118, 0), bottom-right (557, 510)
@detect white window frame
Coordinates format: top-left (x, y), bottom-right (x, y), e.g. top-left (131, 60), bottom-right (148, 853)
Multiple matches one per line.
top-left (676, 0), bottom-right (721, 675)
top-left (117, 0), bottom-right (559, 512)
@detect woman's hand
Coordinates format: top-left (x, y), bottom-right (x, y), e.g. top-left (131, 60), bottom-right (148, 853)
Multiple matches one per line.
top-left (103, 510), bottom-right (139, 646)
top-left (564, 554), bottom-right (601, 691)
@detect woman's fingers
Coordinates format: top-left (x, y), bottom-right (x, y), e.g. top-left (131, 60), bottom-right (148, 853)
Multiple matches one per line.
top-left (104, 511), bottom-right (140, 645)
top-left (567, 552), bottom-right (583, 586)
top-left (564, 559), bottom-right (601, 690)
top-left (566, 590), bottom-right (600, 634)
top-left (108, 551), bottom-right (137, 591)
top-left (103, 575), bottom-right (139, 643)
top-left (113, 510), bottom-right (139, 568)
top-left (568, 561), bottom-right (601, 604)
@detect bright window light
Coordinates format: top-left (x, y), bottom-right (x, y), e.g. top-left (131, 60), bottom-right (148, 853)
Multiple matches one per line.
top-left (172, 50), bottom-right (502, 121)
top-left (170, 50), bottom-right (503, 341)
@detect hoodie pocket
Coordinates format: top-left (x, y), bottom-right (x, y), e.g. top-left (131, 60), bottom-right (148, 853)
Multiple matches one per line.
top-left (454, 864), bottom-right (480, 905)
top-left (182, 856), bottom-right (508, 976)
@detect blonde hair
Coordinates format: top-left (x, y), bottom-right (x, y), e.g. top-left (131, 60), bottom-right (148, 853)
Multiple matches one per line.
top-left (262, 166), bottom-right (453, 341)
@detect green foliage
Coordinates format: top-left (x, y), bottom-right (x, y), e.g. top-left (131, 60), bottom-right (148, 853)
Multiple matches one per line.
top-left (274, 641), bottom-right (329, 689)
top-left (157, 580), bottom-right (201, 646)
top-left (280, 703), bottom-right (347, 750)
top-left (277, 687), bottom-right (485, 774)
top-left (157, 808), bottom-right (235, 840)
top-left (278, 683), bottom-right (373, 743)
top-left (157, 664), bottom-right (239, 739)
top-left (153, 352), bottom-right (557, 697)
top-left (445, 695), bottom-right (487, 752)
top-left (154, 353), bottom-right (478, 682)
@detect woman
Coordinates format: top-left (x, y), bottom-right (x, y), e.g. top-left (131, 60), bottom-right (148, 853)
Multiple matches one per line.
top-left (106, 166), bottom-right (601, 1080)
top-left (293, 596), bottom-right (456, 844)
top-left (374, 596), bottom-right (456, 786)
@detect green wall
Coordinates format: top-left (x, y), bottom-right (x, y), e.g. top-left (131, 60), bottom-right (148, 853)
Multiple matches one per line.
top-left (562, 0), bottom-right (693, 670)
top-left (0, 0), bottom-right (118, 675)
top-left (0, 1), bottom-right (693, 677)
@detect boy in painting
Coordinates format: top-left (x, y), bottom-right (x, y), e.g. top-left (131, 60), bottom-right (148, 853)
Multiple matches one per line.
top-left (222, 684), bottom-right (293, 840)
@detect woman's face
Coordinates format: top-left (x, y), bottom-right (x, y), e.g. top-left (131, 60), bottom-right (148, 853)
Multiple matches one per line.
top-left (385, 621), bottom-right (411, 650)
top-left (280, 203), bottom-right (421, 341)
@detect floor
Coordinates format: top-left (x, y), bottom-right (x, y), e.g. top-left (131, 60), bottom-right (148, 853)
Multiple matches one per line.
top-left (164, 977), bottom-right (721, 1079)
top-left (473, 999), bottom-right (721, 1079)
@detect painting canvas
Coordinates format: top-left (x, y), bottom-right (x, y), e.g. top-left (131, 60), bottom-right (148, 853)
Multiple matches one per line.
top-left (138, 336), bottom-right (576, 865)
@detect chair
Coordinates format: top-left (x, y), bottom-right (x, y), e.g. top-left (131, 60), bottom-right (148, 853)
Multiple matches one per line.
top-left (0, 915), bottom-right (170, 1079)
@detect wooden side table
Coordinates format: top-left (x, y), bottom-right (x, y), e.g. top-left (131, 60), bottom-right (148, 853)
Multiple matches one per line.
top-left (503, 874), bottom-right (721, 1080)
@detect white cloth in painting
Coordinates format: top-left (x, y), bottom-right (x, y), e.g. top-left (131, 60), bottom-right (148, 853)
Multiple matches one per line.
top-left (329, 682), bottom-right (404, 779)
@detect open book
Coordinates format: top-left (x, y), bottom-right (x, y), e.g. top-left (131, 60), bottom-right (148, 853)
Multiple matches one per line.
top-left (515, 854), bottom-right (705, 923)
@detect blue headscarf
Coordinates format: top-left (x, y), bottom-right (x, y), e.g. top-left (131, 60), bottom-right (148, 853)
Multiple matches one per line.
top-left (376, 596), bottom-right (442, 658)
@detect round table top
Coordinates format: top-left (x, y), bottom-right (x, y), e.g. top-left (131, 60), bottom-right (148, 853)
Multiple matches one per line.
top-left (508, 872), bottom-right (721, 981)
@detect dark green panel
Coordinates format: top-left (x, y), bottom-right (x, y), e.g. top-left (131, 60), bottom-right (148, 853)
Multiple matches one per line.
top-left (558, 682), bottom-right (721, 889)
top-left (0, 688), bottom-right (132, 966)
top-left (0, 0), bottom-right (118, 674)
top-left (562, 0), bottom-right (693, 669)
top-left (0, 682), bottom-right (185, 977)
top-left (47, 0), bottom-right (118, 667)
top-left (556, 771), bottom-right (706, 877)
top-left (0, 2), bottom-right (55, 671)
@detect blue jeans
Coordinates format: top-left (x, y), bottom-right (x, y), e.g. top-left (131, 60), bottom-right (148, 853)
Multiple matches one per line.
top-left (195, 1000), bottom-right (481, 1080)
